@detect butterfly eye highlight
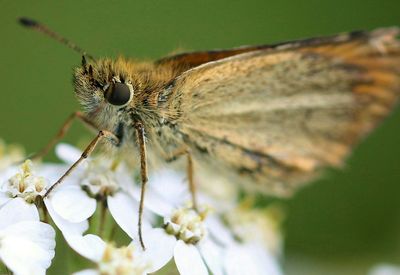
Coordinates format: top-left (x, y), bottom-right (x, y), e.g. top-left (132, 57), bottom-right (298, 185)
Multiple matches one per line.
top-left (104, 82), bottom-right (133, 106)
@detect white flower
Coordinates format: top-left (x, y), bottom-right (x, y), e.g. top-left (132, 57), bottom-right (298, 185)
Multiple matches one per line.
top-left (0, 158), bottom-right (58, 274)
top-left (164, 206), bottom-right (208, 245)
top-left (163, 206), bottom-right (214, 275)
top-left (41, 142), bottom-right (159, 270)
top-left (124, 200), bottom-right (221, 275)
top-left (68, 231), bottom-right (173, 275)
top-left (44, 144), bottom-right (153, 238)
top-left (83, 166), bottom-right (221, 275)
top-left (1, 160), bottom-right (47, 203)
top-left (136, 169), bottom-right (283, 275)
top-left (0, 197), bottom-right (56, 275)
top-left (0, 159), bottom-right (65, 215)
top-left (45, 143), bottom-right (283, 275)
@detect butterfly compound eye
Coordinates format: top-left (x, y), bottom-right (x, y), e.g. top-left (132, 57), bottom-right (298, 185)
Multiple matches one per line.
top-left (105, 82), bottom-right (133, 106)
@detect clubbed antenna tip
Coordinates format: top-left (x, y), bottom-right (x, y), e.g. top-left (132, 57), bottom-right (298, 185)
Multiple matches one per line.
top-left (17, 16), bottom-right (95, 61)
top-left (18, 17), bottom-right (39, 28)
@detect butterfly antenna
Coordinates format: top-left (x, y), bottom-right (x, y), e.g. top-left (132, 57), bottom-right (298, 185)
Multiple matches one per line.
top-left (18, 17), bottom-right (95, 61)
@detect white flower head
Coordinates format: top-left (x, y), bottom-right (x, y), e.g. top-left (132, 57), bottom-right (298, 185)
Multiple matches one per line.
top-left (80, 157), bottom-right (121, 197)
top-left (138, 169), bottom-right (284, 275)
top-left (71, 231), bottom-right (173, 275)
top-left (98, 243), bottom-right (150, 275)
top-left (1, 160), bottom-right (47, 203)
top-left (45, 145), bottom-right (125, 226)
top-left (47, 144), bottom-right (154, 243)
top-left (143, 203), bottom-right (214, 275)
top-left (164, 205), bottom-right (209, 245)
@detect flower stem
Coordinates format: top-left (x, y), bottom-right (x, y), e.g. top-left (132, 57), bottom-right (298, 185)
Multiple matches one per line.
top-left (108, 221), bottom-right (118, 241)
top-left (98, 199), bottom-right (108, 238)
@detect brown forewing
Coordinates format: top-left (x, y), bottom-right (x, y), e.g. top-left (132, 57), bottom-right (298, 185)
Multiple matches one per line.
top-left (157, 30), bottom-right (377, 74)
top-left (162, 28), bottom-right (400, 196)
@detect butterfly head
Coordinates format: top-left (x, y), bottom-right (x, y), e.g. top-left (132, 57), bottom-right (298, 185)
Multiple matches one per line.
top-left (73, 56), bottom-right (136, 116)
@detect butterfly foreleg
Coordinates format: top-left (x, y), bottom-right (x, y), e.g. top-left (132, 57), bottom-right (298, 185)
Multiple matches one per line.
top-left (43, 129), bottom-right (119, 197)
top-left (26, 111), bottom-right (99, 162)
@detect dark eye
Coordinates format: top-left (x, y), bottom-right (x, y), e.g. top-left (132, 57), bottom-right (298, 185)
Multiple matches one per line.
top-left (105, 82), bottom-right (132, 106)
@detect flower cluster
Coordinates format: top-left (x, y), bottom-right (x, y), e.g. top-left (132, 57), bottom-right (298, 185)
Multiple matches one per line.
top-left (0, 140), bottom-right (283, 275)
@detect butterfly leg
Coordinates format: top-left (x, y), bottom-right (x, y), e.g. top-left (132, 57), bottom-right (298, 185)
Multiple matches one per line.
top-left (43, 130), bottom-right (119, 198)
top-left (165, 148), bottom-right (198, 211)
top-left (25, 111), bottom-right (99, 162)
top-left (134, 121), bottom-right (148, 250)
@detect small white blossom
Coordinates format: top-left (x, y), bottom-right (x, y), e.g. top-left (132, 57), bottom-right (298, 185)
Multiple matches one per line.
top-left (164, 206), bottom-right (208, 245)
top-left (137, 169), bottom-right (283, 275)
top-left (0, 197), bottom-right (56, 275)
top-left (80, 158), bottom-right (121, 197)
top-left (0, 155), bottom-right (60, 274)
top-left (70, 231), bottom-right (173, 275)
top-left (85, 167), bottom-right (221, 275)
top-left (45, 144), bottom-right (151, 237)
top-left (1, 160), bottom-right (47, 203)
top-left (140, 204), bottom-right (218, 275)
top-left (98, 244), bottom-right (150, 275)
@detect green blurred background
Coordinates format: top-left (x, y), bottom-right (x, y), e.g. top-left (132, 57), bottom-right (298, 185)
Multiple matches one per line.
top-left (1, 0), bottom-right (400, 274)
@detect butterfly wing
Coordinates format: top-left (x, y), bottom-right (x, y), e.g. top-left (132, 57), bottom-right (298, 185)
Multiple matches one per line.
top-left (160, 28), bottom-right (400, 196)
top-left (156, 30), bottom-right (371, 73)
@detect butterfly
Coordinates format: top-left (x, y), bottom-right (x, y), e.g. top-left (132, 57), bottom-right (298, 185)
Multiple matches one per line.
top-left (19, 18), bottom-right (400, 248)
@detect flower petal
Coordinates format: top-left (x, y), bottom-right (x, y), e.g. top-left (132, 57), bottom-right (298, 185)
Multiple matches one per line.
top-left (148, 169), bottom-right (189, 205)
top-left (73, 269), bottom-right (99, 275)
top-left (198, 239), bottom-right (224, 275)
top-left (114, 167), bottom-right (136, 194)
top-left (0, 193), bottom-right (10, 208)
top-left (64, 234), bottom-right (106, 262)
top-left (129, 184), bottom-right (174, 217)
top-left (0, 198), bottom-right (39, 229)
top-left (50, 185), bottom-right (96, 222)
top-left (248, 244), bottom-right (282, 275)
top-left (38, 164), bottom-right (68, 183)
top-left (108, 192), bottom-right (152, 239)
top-left (0, 221), bottom-right (55, 275)
top-left (224, 243), bottom-right (282, 275)
top-left (133, 228), bottom-right (175, 273)
top-left (174, 240), bottom-right (208, 275)
top-left (45, 198), bottom-right (88, 235)
top-left (0, 166), bottom-right (19, 183)
top-left (206, 216), bottom-right (235, 246)
top-left (56, 143), bottom-right (83, 164)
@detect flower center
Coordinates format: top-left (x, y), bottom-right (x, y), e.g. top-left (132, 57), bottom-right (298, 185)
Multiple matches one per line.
top-left (2, 160), bottom-right (47, 203)
top-left (80, 159), bottom-right (120, 197)
top-left (164, 206), bottom-right (208, 245)
top-left (98, 244), bottom-right (150, 275)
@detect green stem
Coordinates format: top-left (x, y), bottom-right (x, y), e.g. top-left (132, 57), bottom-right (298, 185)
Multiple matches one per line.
top-left (98, 199), bottom-right (108, 238)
